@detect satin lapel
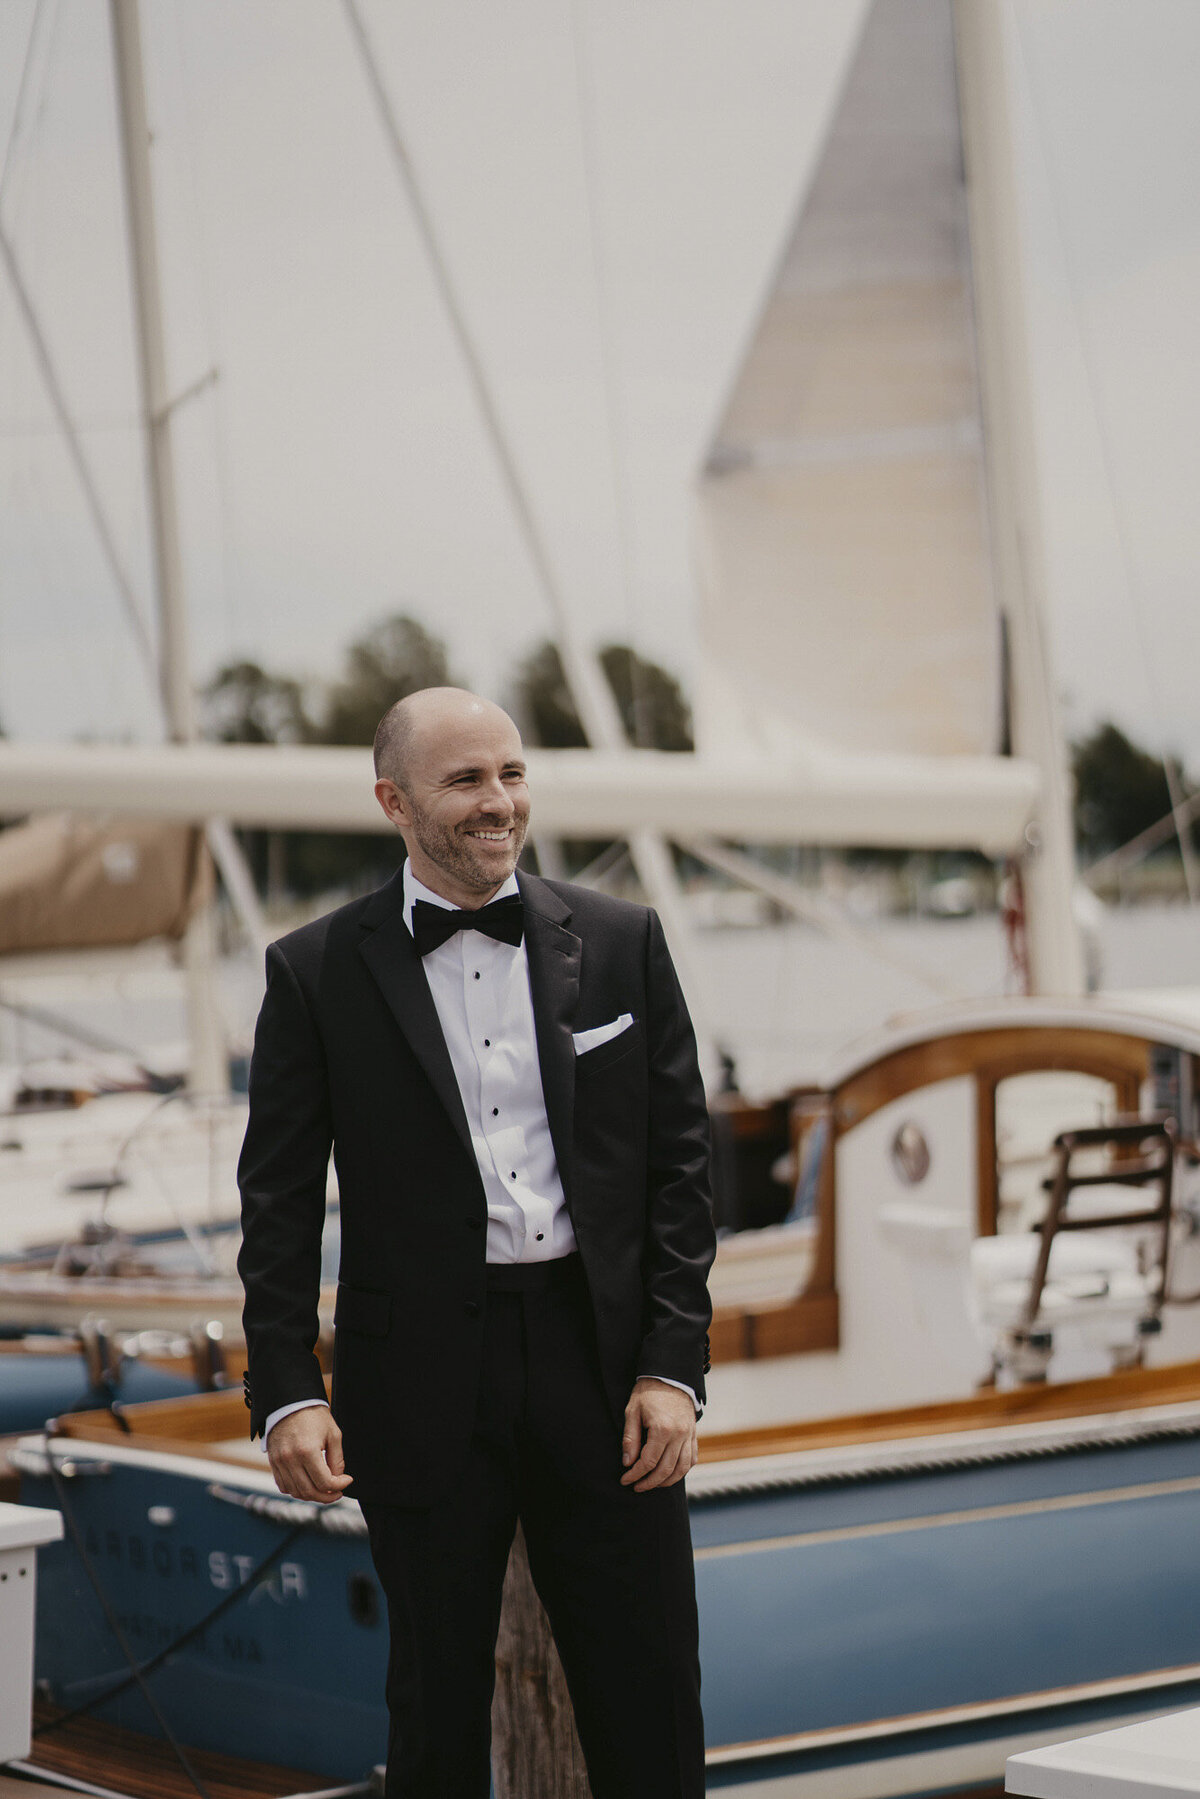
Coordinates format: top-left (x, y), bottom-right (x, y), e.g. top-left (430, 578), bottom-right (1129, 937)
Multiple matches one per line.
top-left (520, 878), bottom-right (581, 1207)
top-left (358, 905), bottom-right (474, 1161)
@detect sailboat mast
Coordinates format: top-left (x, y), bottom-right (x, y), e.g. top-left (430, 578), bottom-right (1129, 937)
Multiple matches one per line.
top-left (109, 0), bottom-right (226, 1090)
top-left (110, 0), bottom-right (193, 743)
top-left (956, 0), bottom-right (1084, 997)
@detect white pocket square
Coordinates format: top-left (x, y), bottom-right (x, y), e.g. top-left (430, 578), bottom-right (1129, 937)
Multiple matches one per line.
top-left (572, 1013), bottom-right (634, 1056)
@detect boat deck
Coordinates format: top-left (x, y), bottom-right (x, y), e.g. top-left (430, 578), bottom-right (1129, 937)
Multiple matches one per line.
top-left (13, 1704), bottom-right (351, 1798)
top-left (698, 1356), bottom-right (1200, 1462)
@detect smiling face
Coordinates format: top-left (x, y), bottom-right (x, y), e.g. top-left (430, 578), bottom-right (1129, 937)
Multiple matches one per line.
top-left (373, 690), bottom-right (530, 908)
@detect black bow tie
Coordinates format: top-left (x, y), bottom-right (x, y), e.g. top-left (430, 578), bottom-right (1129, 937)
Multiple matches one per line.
top-left (412, 894), bottom-right (525, 957)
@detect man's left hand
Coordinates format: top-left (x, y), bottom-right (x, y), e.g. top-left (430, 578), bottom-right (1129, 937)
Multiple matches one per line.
top-left (620, 1378), bottom-right (698, 1491)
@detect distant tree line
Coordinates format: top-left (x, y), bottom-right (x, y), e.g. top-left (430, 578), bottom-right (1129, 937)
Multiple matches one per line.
top-left (201, 613), bottom-right (1193, 902)
top-left (1070, 721), bottom-right (1196, 863)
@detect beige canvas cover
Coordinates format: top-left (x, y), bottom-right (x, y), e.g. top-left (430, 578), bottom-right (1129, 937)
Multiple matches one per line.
top-left (0, 814), bottom-right (210, 956)
top-left (696, 0), bottom-right (1000, 761)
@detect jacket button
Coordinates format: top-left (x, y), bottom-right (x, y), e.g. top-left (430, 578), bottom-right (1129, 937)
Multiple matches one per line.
top-left (464, 1300), bottom-right (480, 1318)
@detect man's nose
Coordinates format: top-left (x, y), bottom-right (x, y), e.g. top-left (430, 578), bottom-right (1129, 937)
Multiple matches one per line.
top-left (478, 775), bottom-right (514, 810)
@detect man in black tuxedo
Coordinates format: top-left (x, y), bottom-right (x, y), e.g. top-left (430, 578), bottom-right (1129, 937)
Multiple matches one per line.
top-left (238, 687), bottom-right (715, 1798)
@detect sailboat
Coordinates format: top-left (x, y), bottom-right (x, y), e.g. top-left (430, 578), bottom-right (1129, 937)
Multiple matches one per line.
top-left (0, 804), bottom-right (251, 1426)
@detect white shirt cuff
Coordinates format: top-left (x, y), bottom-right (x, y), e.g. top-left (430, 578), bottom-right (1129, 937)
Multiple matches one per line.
top-left (643, 1375), bottom-right (703, 1418)
top-left (262, 1398), bottom-right (329, 1450)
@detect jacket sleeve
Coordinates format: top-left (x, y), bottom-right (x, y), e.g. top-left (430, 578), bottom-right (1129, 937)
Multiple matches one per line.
top-left (237, 942), bottom-right (332, 1437)
top-left (635, 909), bottom-right (716, 1402)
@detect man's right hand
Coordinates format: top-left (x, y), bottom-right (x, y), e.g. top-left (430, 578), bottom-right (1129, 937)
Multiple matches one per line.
top-left (266, 1406), bottom-right (353, 1504)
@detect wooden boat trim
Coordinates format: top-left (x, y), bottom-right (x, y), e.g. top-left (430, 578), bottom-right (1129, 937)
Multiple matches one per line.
top-left (698, 1357), bottom-right (1200, 1461)
top-left (831, 1026), bottom-right (1151, 1138)
top-left (48, 1385), bottom-right (282, 1453)
top-left (703, 1659), bottom-right (1200, 1765)
top-left (0, 1337), bottom-right (86, 1359)
top-left (819, 995), bottom-right (1200, 1091)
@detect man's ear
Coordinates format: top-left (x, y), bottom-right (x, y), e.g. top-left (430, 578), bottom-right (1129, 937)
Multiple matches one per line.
top-left (374, 778), bottom-right (410, 831)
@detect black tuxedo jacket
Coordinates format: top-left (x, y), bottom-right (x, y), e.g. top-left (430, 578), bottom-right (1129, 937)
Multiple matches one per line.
top-left (237, 867), bottom-right (715, 1506)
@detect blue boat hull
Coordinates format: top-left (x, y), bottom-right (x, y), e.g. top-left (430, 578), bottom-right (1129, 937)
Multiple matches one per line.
top-left (692, 1435), bottom-right (1200, 1754)
top-left (0, 1353), bottom-right (200, 1435)
top-left (20, 1423), bottom-right (1200, 1790)
top-left (24, 1457), bottom-right (390, 1780)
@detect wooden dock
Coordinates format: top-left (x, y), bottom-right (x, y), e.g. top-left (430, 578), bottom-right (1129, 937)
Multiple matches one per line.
top-left (10, 1704), bottom-right (360, 1798)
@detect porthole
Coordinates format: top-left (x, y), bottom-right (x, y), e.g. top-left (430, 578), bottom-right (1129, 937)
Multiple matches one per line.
top-left (890, 1122), bottom-right (931, 1185)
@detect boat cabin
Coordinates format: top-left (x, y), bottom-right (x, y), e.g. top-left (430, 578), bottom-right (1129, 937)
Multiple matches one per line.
top-left (703, 991), bottom-right (1200, 1431)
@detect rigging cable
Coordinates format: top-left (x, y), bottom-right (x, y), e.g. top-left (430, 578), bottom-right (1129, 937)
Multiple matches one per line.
top-left (0, 222), bottom-right (159, 685)
top-left (0, 0), bottom-right (49, 217)
top-left (35, 1434), bottom-right (309, 1751)
top-left (0, 0), bottom-right (157, 693)
top-left (341, 0), bottom-right (721, 1060)
top-left (1011, 13), bottom-right (1200, 905)
top-left (341, 0), bottom-right (624, 753)
top-left (39, 1435), bottom-right (216, 1799)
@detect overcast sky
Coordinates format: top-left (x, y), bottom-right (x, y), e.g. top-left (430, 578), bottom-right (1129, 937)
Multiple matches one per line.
top-left (1, 0), bottom-right (1198, 771)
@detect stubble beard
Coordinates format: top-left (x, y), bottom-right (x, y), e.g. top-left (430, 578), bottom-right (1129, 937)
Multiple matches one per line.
top-left (407, 805), bottom-right (528, 897)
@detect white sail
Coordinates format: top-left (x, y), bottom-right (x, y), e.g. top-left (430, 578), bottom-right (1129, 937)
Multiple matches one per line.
top-left (696, 0), bottom-right (999, 763)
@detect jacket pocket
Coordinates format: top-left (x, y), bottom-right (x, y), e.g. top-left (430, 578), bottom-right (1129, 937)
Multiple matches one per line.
top-left (574, 1018), bottom-right (643, 1076)
top-left (334, 1281), bottom-right (391, 1337)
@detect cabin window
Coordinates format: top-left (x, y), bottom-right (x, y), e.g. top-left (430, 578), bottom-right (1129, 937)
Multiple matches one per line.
top-left (994, 1071), bottom-right (1121, 1234)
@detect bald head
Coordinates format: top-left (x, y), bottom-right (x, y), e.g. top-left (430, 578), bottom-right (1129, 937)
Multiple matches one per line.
top-left (373, 688), bottom-right (517, 791)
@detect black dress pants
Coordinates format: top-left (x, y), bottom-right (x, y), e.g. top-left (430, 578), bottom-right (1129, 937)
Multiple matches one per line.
top-left (358, 1256), bottom-right (704, 1799)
